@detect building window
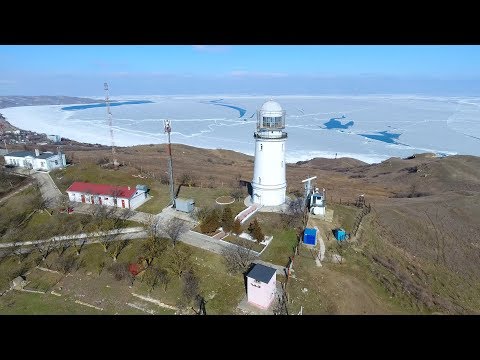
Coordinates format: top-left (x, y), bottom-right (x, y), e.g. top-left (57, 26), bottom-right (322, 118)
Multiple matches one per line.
top-left (281, 161), bottom-right (284, 167)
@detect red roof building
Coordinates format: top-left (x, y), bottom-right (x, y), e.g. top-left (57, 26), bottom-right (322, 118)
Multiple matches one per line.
top-left (66, 181), bottom-right (148, 209)
top-left (66, 182), bottom-right (137, 198)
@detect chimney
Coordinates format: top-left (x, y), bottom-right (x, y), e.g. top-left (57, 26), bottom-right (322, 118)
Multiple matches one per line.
top-left (35, 149), bottom-right (40, 157)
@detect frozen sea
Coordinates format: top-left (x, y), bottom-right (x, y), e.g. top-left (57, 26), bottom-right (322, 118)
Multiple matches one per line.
top-left (2, 95), bottom-right (480, 164)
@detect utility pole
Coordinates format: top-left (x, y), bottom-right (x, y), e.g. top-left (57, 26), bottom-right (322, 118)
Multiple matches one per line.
top-left (164, 119), bottom-right (175, 206)
top-left (104, 82), bottom-right (118, 167)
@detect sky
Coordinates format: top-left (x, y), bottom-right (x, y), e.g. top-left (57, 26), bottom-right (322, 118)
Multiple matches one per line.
top-left (1, 45), bottom-right (480, 96)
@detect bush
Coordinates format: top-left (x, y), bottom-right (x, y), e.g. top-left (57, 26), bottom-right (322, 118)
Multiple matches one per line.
top-left (232, 219), bottom-right (242, 235)
top-left (160, 174), bottom-right (170, 185)
top-left (200, 208), bottom-right (220, 234)
top-left (108, 262), bottom-right (132, 282)
top-left (221, 207), bottom-right (234, 233)
top-left (248, 219), bottom-right (265, 243)
top-left (230, 187), bottom-right (246, 201)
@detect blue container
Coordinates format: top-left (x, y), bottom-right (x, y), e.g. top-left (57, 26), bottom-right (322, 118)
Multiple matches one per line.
top-left (303, 228), bottom-right (317, 245)
top-left (334, 228), bottom-right (346, 241)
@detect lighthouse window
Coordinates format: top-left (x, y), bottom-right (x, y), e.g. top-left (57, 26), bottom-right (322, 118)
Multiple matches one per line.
top-left (259, 177), bottom-right (261, 184)
top-left (260, 144), bottom-right (263, 151)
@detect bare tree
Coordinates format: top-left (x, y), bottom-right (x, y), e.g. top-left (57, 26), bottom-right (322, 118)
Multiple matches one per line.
top-left (230, 187), bottom-right (246, 202)
top-left (143, 266), bottom-right (161, 294)
top-left (181, 270), bottom-right (199, 306)
top-left (141, 237), bottom-right (168, 267)
top-left (56, 194), bottom-right (71, 212)
top-left (280, 196), bottom-right (305, 230)
top-left (54, 253), bottom-right (77, 274)
top-left (221, 239), bottom-right (256, 275)
top-left (0, 245), bottom-right (15, 265)
top-left (10, 243), bottom-right (29, 265)
top-left (143, 214), bottom-right (160, 242)
top-left (34, 240), bottom-right (55, 262)
top-left (162, 217), bottom-right (189, 247)
top-left (157, 269), bottom-right (170, 292)
top-left (108, 262), bottom-right (134, 284)
top-left (179, 173), bottom-right (196, 187)
top-left (166, 245), bottom-right (192, 278)
top-left (71, 238), bottom-right (86, 256)
top-left (109, 239), bottom-right (130, 262)
top-left (97, 233), bottom-right (114, 253)
top-left (55, 239), bottom-right (70, 257)
top-left (97, 260), bottom-right (106, 276)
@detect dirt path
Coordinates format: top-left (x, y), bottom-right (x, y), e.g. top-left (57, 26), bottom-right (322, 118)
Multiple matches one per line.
top-left (32, 172), bottom-right (62, 207)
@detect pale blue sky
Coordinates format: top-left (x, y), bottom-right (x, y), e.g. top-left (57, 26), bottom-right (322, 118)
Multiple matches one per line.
top-left (1, 45), bottom-right (480, 96)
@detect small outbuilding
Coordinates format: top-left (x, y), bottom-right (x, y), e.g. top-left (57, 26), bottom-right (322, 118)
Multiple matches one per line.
top-left (303, 227), bottom-right (317, 245)
top-left (246, 263), bottom-right (277, 309)
top-left (12, 275), bottom-right (27, 290)
top-left (333, 228), bottom-right (347, 241)
top-left (175, 198), bottom-right (195, 213)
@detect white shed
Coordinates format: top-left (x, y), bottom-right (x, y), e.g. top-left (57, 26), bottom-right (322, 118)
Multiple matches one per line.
top-left (246, 263), bottom-right (277, 309)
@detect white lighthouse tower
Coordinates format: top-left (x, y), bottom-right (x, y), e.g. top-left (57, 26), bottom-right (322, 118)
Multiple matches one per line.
top-left (251, 100), bottom-right (287, 206)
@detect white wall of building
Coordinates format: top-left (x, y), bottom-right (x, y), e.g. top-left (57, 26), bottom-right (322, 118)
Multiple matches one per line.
top-left (130, 190), bottom-right (148, 209)
top-left (67, 189), bottom-right (147, 210)
top-left (4, 153), bottom-right (66, 171)
top-left (251, 137), bottom-right (286, 206)
top-left (247, 274), bottom-right (276, 309)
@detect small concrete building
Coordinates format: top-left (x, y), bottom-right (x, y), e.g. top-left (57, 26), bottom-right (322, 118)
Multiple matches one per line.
top-left (175, 198), bottom-right (195, 213)
top-left (4, 149), bottom-right (66, 171)
top-left (12, 276), bottom-right (27, 290)
top-left (246, 263), bottom-right (277, 309)
top-left (66, 182), bottom-right (149, 210)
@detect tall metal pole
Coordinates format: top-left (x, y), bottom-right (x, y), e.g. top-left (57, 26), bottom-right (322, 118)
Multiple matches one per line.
top-left (164, 119), bottom-right (175, 206)
top-left (104, 82), bottom-right (118, 166)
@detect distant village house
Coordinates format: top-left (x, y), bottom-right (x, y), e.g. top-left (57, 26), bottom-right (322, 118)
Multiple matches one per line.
top-left (4, 149), bottom-right (66, 171)
top-left (66, 182), bottom-right (149, 210)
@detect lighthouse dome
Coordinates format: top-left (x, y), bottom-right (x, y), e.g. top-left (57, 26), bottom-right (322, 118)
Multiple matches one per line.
top-left (261, 100), bottom-right (283, 113)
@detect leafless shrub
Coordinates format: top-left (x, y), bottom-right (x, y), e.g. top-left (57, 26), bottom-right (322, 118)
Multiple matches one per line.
top-left (221, 239), bottom-right (256, 275)
top-left (108, 262), bottom-right (133, 283)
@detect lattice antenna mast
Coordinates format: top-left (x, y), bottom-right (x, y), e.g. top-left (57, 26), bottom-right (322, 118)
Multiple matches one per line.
top-left (104, 82), bottom-right (118, 166)
top-left (164, 119), bottom-right (175, 206)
